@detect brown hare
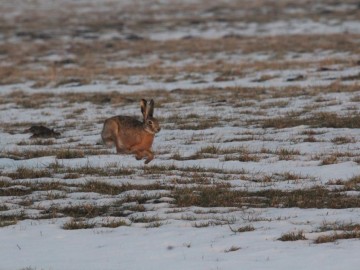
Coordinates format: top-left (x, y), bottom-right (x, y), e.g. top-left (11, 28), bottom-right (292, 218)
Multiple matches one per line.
top-left (101, 99), bottom-right (161, 164)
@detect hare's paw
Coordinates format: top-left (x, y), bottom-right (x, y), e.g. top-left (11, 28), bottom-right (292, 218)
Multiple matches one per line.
top-left (143, 150), bottom-right (154, 164)
top-left (134, 151), bottom-right (144, 160)
top-left (144, 158), bottom-right (153, 164)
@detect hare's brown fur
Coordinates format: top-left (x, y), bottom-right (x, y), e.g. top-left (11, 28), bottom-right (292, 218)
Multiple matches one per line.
top-left (101, 99), bottom-right (160, 164)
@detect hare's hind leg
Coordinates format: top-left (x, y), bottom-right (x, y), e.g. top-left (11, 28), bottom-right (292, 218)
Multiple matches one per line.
top-left (101, 129), bottom-right (114, 147)
top-left (101, 120), bottom-right (127, 153)
top-left (115, 138), bottom-right (127, 154)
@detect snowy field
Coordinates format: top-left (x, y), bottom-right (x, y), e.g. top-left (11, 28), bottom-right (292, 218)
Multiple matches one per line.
top-left (1, 0), bottom-right (360, 269)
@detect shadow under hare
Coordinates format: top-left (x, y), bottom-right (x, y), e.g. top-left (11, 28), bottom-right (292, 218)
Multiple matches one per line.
top-left (101, 99), bottom-right (161, 164)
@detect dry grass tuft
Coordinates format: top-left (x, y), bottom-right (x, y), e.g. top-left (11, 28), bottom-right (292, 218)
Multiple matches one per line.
top-left (229, 225), bottom-right (255, 233)
top-left (314, 231), bottom-right (360, 244)
top-left (278, 231), bottom-right (307, 241)
top-left (80, 181), bottom-right (166, 195)
top-left (6, 167), bottom-right (52, 180)
top-left (331, 136), bottom-right (355, 145)
top-left (224, 246), bottom-right (241, 253)
top-left (62, 218), bottom-right (96, 230)
top-left (0, 218), bottom-right (18, 227)
top-left (80, 181), bottom-right (128, 195)
top-left (59, 204), bottom-right (110, 219)
top-left (320, 155), bottom-right (338, 166)
top-left (318, 221), bottom-right (360, 232)
top-left (173, 186), bottom-right (360, 209)
top-left (343, 176), bottom-right (360, 190)
top-left (276, 148), bottom-right (300, 160)
top-left (56, 149), bottom-right (85, 159)
top-left (262, 112), bottom-right (360, 129)
top-left (101, 219), bottom-right (130, 228)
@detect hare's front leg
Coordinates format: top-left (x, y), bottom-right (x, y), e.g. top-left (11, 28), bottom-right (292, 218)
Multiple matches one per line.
top-left (143, 150), bottom-right (154, 164)
top-left (134, 150), bottom-right (154, 164)
top-left (135, 152), bottom-right (143, 160)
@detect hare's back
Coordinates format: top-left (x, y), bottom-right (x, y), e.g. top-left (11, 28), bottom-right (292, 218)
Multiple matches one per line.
top-left (110, 115), bottom-right (143, 129)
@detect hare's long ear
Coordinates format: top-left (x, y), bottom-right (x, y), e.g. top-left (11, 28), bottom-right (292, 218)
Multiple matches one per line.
top-left (140, 99), bottom-right (148, 121)
top-left (146, 99), bottom-right (154, 118)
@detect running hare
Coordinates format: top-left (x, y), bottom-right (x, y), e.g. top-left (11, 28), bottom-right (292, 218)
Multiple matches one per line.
top-left (101, 99), bottom-right (161, 164)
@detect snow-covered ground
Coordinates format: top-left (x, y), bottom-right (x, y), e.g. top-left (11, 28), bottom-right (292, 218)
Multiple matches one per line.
top-left (1, 0), bottom-right (360, 269)
top-left (2, 210), bottom-right (360, 270)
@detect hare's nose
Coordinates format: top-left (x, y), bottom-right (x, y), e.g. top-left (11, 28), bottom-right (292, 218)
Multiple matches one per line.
top-left (157, 127), bottom-right (161, 132)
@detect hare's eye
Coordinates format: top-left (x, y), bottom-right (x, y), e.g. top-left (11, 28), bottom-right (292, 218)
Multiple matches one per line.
top-left (147, 120), bottom-right (153, 125)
